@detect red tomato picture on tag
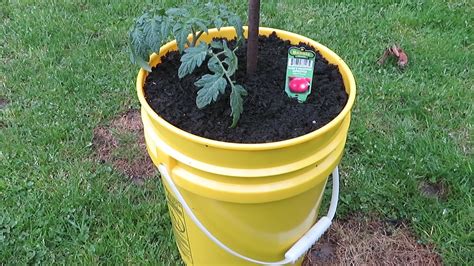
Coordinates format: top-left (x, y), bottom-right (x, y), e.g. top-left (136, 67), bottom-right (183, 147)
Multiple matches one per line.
top-left (289, 77), bottom-right (311, 93)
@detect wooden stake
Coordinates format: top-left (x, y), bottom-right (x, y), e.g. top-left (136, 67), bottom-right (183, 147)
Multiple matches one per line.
top-left (246, 0), bottom-right (260, 76)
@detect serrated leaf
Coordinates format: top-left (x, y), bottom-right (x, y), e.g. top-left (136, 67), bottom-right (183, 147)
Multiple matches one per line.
top-left (166, 8), bottom-right (189, 17)
top-left (129, 21), bottom-right (145, 60)
top-left (161, 17), bottom-right (171, 41)
top-left (195, 74), bottom-right (227, 108)
top-left (222, 41), bottom-right (238, 76)
top-left (173, 23), bottom-right (190, 53)
top-left (214, 17), bottom-right (223, 30)
top-left (129, 24), bottom-right (151, 71)
top-left (228, 15), bottom-right (244, 42)
top-left (230, 84), bottom-right (247, 127)
top-left (154, 8), bottom-right (166, 16)
top-left (134, 51), bottom-right (152, 72)
top-left (210, 40), bottom-right (223, 49)
top-left (194, 19), bottom-right (209, 34)
top-left (129, 43), bottom-right (151, 71)
top-left (207, 55), bottom-right (222, 74)
top-left (144, 15), bottom-right (163, 52)
top-left (218, 4), bottom-right (231, 17)
top-left (136, 12), bottom-right (150, 25)
top-left (204, 2), bottom-right (215, 10)
top-left (178, 42), bottom-right (208, 78)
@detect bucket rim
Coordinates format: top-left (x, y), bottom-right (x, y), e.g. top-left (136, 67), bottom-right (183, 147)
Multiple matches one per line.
top-left (136, 26), bottom-right (356, 151)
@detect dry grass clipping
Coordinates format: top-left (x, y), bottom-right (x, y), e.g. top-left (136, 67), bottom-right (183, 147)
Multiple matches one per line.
top-left (92, 109), bottom-right (156, 183)
top-left (303, 216), bottom-right (441, 266)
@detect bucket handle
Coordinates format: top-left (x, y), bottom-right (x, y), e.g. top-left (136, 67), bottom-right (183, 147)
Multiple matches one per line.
top-left (158, 164), bottom-right (340, 265)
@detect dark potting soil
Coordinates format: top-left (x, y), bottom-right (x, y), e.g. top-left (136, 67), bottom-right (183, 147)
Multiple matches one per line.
top-left (144, 32), bottom-right (348, 143)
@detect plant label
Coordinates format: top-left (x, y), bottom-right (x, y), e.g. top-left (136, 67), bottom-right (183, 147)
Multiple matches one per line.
top-left (284, 47), bottom-right (316, 102)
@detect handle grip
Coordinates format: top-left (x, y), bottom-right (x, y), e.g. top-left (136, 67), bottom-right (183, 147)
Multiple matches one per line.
top-left (284, 217), bottom-right (331, 263)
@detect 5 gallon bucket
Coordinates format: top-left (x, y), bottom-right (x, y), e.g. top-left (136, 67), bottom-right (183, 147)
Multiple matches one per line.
top-left (136, 27), bottom-right (356, 265)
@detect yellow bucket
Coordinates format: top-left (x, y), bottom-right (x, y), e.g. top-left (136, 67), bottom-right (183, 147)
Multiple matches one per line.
top-left (136, 27), bottom-right (356, 265)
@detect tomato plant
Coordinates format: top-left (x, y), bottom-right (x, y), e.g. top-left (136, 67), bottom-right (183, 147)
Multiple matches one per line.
top-left (129, 3), bottom-right (246, 127)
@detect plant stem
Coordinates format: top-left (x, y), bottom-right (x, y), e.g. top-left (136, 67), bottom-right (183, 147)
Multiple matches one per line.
top-left (193, 31), bottom-right (205, 46)
top-left (191, 27), bottom-right (197, 47)
top-left (214, 50), bottom-right (225, 56)
top-left (212, 52), bottom-right (236, 90)
top-left (246, 0), bottom-right (260, 77)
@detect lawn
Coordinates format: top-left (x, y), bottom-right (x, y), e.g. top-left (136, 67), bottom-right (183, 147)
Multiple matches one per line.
top-left (1, 0), bottom-right (472, 264)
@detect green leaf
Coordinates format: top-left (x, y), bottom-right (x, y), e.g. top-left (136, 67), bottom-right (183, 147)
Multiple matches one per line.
top-left (129, 23), bottom-right (151, 71)
top-left (194, 19), bottom-right (209, 34)
top-left (130, 45), bottom-right (151, 72)
top-left (207, 55), bottom-right (222, 74)
top-left (178, 42), bottom-right (208, 78)
top-left (144, 15), bottom-right (163, 52)
top-left (222, 41), bottom-right (238, 76)
top-left (160, 16), bottom-right (171, 42)
top-left (195, 74), bottom-right (227, 108)
top-left (228, 15), bottom-right (244, 42)
top-left (204, 2), bottom-right (216, 10)
top-left (129, 19), bottom-right (145, 57)
top-left (154, 7), bottom-right (166, 16)
top-left (173, 23), bottom-right (190, 52)
top-left (230, 84), bottom-right (247, 127)
top-left (166, 8), bottom-right (189, 17)
top-left (210, 40), bottom-right (223, 49)
top-left (214, 17), bottom-right (223, 30)
top-left (136, 12), bottom-right (150, 25)
top-left (218, 4), bottom-right (231, 17)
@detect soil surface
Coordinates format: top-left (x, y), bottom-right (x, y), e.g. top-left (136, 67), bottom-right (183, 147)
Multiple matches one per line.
top-left (144, 33), bottom-right (348, 143)
top-left (303, 215), bottom-right (442, 265)
top-left (92, 109), bottom-right (156, 184)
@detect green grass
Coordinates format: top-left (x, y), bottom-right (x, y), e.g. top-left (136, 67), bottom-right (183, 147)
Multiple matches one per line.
top-left (1, 0), bottom-right (472, 264)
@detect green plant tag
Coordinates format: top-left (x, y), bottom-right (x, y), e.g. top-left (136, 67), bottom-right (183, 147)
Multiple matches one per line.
top-left (284, 47), bottom-right (316, 102)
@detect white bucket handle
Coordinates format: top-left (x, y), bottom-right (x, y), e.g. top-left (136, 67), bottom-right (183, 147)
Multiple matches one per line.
top-left (158, 164), bottom-right (340, 265)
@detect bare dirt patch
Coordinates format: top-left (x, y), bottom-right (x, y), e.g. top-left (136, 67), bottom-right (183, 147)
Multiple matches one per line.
top-left (92, 109), bottom-right (156, 184)
top-left (303, 215), bottom-right (441, 266)
top-left (449, 128), bottom-right (472, 156)
top-left (0, 98), bottom-right (8, 109)
top-left (0, 98), bottom-right (8, 128)
top-left (419, 181), bottom-right (448, 199)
